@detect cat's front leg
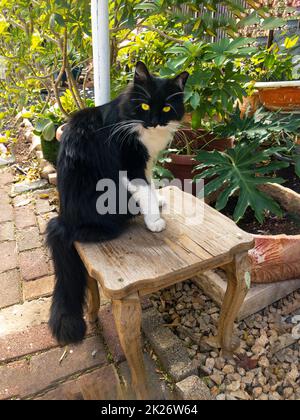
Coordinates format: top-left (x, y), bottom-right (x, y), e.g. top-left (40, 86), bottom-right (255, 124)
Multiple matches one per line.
top-left (126, 179), bottom-right (166, 233)
top-left (150, 180), bottom-right (167, 209)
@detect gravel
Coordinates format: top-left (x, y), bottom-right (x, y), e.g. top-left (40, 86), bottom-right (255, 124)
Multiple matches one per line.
top-left (150, 279), bottom-right (300, 401)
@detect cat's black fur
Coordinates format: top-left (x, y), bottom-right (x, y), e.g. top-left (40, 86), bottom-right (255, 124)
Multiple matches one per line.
top-left (46, 62), bottom-right (188, 344)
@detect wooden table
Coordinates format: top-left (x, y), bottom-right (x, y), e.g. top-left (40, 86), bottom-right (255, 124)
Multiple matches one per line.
top-left (76, 186), bottom-right (254, 399)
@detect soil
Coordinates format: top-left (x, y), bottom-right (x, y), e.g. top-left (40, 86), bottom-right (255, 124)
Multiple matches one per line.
top-left (13, 126), bottom-right (32, 166)
top-left (221, 166), bottom-right (300, 236)
top-left (278, 165), bottom-right (300, 195)
top-left (237, 211), bottom-right (300, 236)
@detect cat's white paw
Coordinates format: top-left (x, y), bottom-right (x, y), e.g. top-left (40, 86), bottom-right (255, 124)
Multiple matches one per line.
top-left (157, 194), bottom-right (167, 209)
top-left (145, 217), bottom-right (166, 233)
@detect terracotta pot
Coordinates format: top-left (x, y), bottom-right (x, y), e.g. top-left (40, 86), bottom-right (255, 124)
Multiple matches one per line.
top-left (164, 153), bottom-right (200, 196)
top-left (164, 128), bottom-right (233, 196)
top-left (255, 81), bottom-right (300, 111)
top-left (56, 123), bottom-right (68, 141)
top-left (239, 92), bottom-right (261, 118)
top-left (249, 234), bottom-right (300, 284)
top-left (173, 128), bottom-right (234, 152)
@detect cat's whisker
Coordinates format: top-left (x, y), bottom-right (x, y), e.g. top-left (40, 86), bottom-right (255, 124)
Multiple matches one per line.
top-left (134, 83), bottom-right (151, 99)
top-left (166, 92), bottom-right (184, 101)
top-left (106, 121), bottom-right (141, 146)
top-left (131, 91), bottom-right (149, 100)
top-left (166, 103), bottom-right (179, 118)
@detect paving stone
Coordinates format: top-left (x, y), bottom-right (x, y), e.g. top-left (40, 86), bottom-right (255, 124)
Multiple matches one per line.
top-left (37, 212), bottom-right (57, 234)
top-left (0, 191), bottom-right (10, 205)
top-left (14, 207), bottom-right (36, 229)
top-left (0, 222), bottom-right (14, 242)
top-left (0, 171), bottom-right (14, 186)
top-left (0, 269), bottom-right (21, 309)
top-left (119, 354), bottom-right (174, 400)
top-left (12, 195), bottom-right (32, 208)
top-left (19, 248), bottom-right (49, 281)
top-left (142, 308), bottom-right (198, 382)
top-left (11, 179), bottom-right (48, 195)
top-left (78, 364), bottom-right (122, 400)
top-left (48, 258), bottom-right (55, 276)
top-left (0, 323), bottom-right (56, 363)
top-left (99, 305), bottom-right (125, 363)
top-left (16, 226), bottom-right (40, 252)
top-left (36, 364), bottom-right (121, 400)
top-left (0, 241), bottom-right (17, 273)
top-left (36, 378), bottom-right (83, 400)
top-left (22, 275), bottom-right (55, 301)
top-left (175, 375), bottom-right (212, 400)
top-left (35, 199), bottom-right (55, 215)
top-left (0, 298), bottom-right (51, 337)
top-left (0, 204), bottom-right (13, 223)
top-left (0, 335), bottom-right (108, 399)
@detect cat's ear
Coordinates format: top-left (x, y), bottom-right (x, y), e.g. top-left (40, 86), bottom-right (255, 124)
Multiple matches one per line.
top-left (134, 61), bottom-right (151, 84)
top-left (173, 71), bottom-right (189, 90)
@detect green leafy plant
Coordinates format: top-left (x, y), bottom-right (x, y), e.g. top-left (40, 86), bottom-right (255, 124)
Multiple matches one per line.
top-left (237, 36), bottom-right (300, 84)
top-left (162, 38), bottom-right (255, 129)
top-left (195, 108), bottom-right (300, 222)
top-left (195, 141), bottom-right (289, 223)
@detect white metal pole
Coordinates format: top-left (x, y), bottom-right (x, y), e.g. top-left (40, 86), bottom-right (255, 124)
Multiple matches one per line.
top-left (91, 0), bottom-right (110, 106)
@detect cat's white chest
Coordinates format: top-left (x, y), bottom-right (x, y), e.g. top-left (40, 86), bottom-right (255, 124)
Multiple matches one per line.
top-left (137, 123), bottom-right (178, 181)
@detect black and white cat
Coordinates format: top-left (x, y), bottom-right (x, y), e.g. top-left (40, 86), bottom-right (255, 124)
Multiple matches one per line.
top-left (47, 62), bottom-right (189, 344)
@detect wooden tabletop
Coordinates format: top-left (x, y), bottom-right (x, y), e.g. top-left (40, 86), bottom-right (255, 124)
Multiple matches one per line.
top-left (76, 186), bottom-right (254, 299)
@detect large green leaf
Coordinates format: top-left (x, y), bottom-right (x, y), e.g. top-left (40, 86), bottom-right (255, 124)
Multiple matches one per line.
top-left (35, 118), bottom-right (51, 133)
top-left (195, 140), bottom-right (289, 223)
top-left (262, 17), bottom-right (286, 30)
top-left (294, 155), bottom-right (300, 178)
top-left (42, 121), bottom-right (56, 141)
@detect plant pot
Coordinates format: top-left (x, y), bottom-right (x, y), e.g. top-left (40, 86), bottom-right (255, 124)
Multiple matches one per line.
top-left (164, 128), bottom-right (233, 195)
top-left (239, 92), bottom-right (261, 118)
top-left (173, 128), bottom-right (233, 152)
top-left (255, 81), bottom-right (300, 111)
top-left (248, 182), bottom-right (300, 284)
top-left (249, 234), bottom-right (300, 284)
top-left (56, 123), bottom-right (67, 141)
top-left (41, 138), bottom-right (60, 167)
top-left (164, 153), bottom-right (201, 196)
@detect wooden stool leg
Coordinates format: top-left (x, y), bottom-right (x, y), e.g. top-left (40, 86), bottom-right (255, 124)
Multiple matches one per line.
top-left (218, 252), bottom-right (251, 355)
top-left (112, 293), bottom-right (149, 400)
top-left (87, 275), bottom-right (100, 323)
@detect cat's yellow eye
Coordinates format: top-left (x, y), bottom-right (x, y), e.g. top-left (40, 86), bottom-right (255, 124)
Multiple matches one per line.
top-left (141, 103), bottom-right (150, 111)
top-left (163, 106), bottom-right (171, 113)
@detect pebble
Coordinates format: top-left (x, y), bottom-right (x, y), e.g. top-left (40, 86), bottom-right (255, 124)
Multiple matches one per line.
top-left (149, 279), bottom-right (300, 402)
top-left (175, 303), bottom-right (185, 311)
top-left (242, 372), bottom-right (255, 385)
top-left (252, 387), bottom-right (263, 399)
top-left (205, 358), bottom-right (215, 372)
top-left (269, 392), bottom-right (282, 401)
top-left (283, 387), bottom-right (294, 399)
top-left (223, 365), bottom-right (235, 375)
top-left (226, 381), bottom-right (241, 392)
top-left (258, 394), bottom-right (269, 400)
top-left (215, 357), bottom-right (225, 370)
top-left (258, 356), bottom-right (270, 368)
top-left (210, 373), bottom-right (224, 386)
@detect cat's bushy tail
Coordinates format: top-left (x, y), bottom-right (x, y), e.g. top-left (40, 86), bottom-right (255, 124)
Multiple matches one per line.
top-left (46, 217), bottom-right (87, 345)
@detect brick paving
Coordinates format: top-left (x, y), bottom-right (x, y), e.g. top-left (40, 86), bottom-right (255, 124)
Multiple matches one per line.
top-left (0, 167), bottom-right (171, 400)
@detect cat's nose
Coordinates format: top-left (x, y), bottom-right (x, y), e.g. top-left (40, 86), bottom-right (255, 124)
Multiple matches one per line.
top-left (151, 119), bottom-right (159, 127)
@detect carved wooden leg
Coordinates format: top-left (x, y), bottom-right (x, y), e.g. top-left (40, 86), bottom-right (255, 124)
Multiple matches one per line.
top-left (218, 252), bottom-right (251, 355)
top-left (87, 275), bottom-right (100, 323)
top-left (112, 293), bottom-right (148, 400)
